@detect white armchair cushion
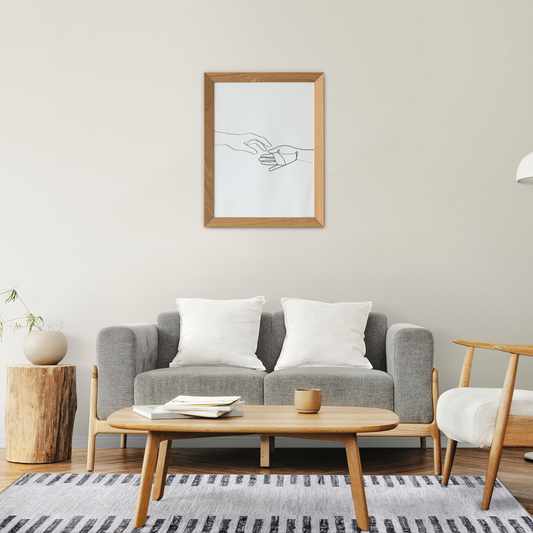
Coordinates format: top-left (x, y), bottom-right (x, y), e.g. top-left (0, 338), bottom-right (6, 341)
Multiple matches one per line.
top-left (436, 387), bottom-right (533, 448)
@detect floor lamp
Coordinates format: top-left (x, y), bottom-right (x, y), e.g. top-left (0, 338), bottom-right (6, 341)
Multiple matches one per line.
top-left (516, 152), bottom-right (533, 461)
top-left (517, 152), bottom-right (533, 184)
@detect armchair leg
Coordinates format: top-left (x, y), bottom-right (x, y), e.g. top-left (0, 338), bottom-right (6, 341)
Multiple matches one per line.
top-left (442, 438), bottom-right (457, 485)
top-left (121, 434), bottom-right (128, 448)
top-left (482, 440), bottom-right (504, 510)
top-left (481, 352), bottom-right (519, 510)
top-left (420, 437), bottom-right (426, 450)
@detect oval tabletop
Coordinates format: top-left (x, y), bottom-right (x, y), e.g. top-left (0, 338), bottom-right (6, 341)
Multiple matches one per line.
top-left (108, 405), bottom-right (399, 434)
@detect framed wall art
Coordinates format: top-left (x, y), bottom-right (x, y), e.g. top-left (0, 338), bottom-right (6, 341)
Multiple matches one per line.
top-left (204, 72), bottom-right (324, 227)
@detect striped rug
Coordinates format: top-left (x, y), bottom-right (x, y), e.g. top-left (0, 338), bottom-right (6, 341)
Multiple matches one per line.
top-left (0, 474), bottom-right (531, 533)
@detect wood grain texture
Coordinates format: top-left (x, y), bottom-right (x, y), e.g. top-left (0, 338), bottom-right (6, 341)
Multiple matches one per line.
top-left (442, 342), bottom-right (533, 510)
top-left (503, 416), bottom-right (533, 446)
top-left (134, 432), bottom-right (165, 527)
top-left (108, 405), bottom-right (400, 434)
top-left (453, 339), bottom-right (499, 350)
top-left (152, 440), bottom-right (171, 501)
top-left (204, 73), bottom-right (215, 226)
top-left (205, 73), bottom-right (324, 83)
top-left (5, 365), bottom-right (77, 464)
top-left (87, 365), bottom-right (145, 472)
top-left (361, 368), bottom-right (442, 475)
top-left (341, 434), bottom-right (369, 530)
top-left (204, 217), bottom-right (324, 228)
top-left (494, 344), bottom-right (533, 357)
top-left (431, 368), bottom-right (442, 474)
top-left (111, 404), bottom-right (398, 527)
top-left (203, 72), bottom-right (324, 228)
top-left (458, 346), bottom-right (475, 387)
top-left (260, 436), bottom-right (270, 467)
top-left (313, 73), bottom-right (325, 226)
top-left (442, 439), bottom-right (458, 485)
top-left (482, 352), bottom-right (519, 509)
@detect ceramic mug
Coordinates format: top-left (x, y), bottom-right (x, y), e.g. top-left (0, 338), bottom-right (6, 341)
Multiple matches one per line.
top-left (294, 388), bottom-right (322, 414)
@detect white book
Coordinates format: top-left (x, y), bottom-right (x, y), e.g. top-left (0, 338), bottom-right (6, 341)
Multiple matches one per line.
top-left (159, 400), bottom-right (245, 413)
top-left (132, 405), bottom-right (244, 420)
top-left (162, 395), bottom-right (242, 411)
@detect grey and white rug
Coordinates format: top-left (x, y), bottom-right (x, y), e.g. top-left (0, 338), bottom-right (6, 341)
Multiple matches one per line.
top-left (0, 473), bottom-right (531, 533)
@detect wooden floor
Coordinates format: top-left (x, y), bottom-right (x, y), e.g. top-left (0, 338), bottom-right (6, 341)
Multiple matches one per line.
top-left (1, 447), bottom-right (532, 513)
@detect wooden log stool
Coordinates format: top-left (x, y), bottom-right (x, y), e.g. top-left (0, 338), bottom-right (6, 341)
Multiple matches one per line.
top-left (5, 364), bottom-right (77, 463)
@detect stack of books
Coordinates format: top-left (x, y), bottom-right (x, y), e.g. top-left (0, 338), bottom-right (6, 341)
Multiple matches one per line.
top-left (133, 395), bottom-right (244, 420)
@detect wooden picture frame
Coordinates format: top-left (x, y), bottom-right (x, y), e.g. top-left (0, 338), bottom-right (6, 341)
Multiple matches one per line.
top-left (204, 73), bottom-right (324, 228)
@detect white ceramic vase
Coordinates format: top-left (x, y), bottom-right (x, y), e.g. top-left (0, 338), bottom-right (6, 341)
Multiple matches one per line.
top-left (23, 330), bottom-right (68, 365)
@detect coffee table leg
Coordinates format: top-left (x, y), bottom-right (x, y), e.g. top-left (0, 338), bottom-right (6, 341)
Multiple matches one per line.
top-left (341, 433), bottom-right (369, 531)
top-left (153, 439), bottom-right (172, 501)
top-left (133, 431), bottom-right (162, 528)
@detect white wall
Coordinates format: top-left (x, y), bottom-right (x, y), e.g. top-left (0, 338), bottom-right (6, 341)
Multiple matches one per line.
top-left (1, 1), bottom-right (533, 446)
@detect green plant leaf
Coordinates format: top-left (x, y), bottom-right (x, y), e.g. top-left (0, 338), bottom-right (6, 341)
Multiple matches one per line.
top-left (0, 287), bottom-right (48, 339)
top-left (2, 289), bottom-right (18, 304)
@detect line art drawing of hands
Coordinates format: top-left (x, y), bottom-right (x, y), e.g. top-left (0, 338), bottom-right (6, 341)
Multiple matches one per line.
top-left (259, 145), bottom-right (314, 172)
top-left (215, 131), bottom-right (272, 155)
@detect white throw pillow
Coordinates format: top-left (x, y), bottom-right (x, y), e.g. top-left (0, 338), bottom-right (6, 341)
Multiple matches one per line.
top-left (170, 297), bottom-right (266, 370)
top-left (274, 298), bottom-right (373, 370)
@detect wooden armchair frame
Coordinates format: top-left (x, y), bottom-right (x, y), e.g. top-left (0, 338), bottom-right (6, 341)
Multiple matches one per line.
top-left (442, 340), bottom-right (533, 509)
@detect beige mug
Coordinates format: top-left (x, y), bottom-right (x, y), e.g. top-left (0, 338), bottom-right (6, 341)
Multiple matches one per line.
top-left (294, 388), bottom-right (322, 414)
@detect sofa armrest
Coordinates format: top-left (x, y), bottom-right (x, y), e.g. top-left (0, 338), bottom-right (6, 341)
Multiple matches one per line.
top-left (96, 323), bottom-right (158, 420)
top-left (386, 323), bottom-right (434, 423)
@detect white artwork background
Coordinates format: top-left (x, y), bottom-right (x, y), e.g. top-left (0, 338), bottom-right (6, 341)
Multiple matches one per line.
top-left (214, 82), bottom-right (315, 218)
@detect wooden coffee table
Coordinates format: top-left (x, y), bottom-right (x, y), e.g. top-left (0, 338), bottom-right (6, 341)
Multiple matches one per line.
top-left (108, 405), bottom-right (399, 530)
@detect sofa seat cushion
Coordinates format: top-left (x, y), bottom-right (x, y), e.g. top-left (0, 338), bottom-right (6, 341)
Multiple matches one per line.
top-left (263, 367), bottom-right (393, 412)
top-left (134, 366), bottom-right (267, 406)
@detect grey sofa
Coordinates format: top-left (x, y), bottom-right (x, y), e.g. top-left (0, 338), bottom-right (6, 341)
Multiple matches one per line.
top-left (88, 311), bottom-right (441, 473)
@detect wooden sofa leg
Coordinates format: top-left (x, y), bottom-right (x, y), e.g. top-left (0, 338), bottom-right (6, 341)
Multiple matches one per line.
top-left (260, 436), bottom-right (273, 467)
top-left (87, 425), bottom-right (97, 472)
top-left (420, 437), bottom-right (426, 450)
top-left (87, 365), bottom-right (99, 472)
top-left (431, 426), bottom-right (442, 475)
top-left (431, 367), bottom-right (442, 475)
top-left (87, 364), bottom-right (148, 472)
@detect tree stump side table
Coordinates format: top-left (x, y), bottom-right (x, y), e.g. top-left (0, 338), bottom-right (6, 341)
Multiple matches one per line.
top-left (5, 364), bottom-right (77, 463)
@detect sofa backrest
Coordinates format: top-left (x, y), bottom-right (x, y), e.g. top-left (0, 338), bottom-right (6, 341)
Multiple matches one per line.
top-left (155, 310), bottom-right (388, 372)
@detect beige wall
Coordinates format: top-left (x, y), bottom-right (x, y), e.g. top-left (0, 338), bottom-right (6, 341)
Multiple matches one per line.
top-left (1, 1), bottom-right (533, 445)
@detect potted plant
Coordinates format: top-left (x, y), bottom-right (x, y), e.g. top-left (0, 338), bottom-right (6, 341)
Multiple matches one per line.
top-left (0, 288), bottom-right (67, 365)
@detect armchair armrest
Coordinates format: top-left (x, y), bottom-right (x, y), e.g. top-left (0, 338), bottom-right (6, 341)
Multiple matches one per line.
top-left (386, 323), bottom-right (434, 423)
top-left (453, 339), bottom-right (499, 350)
top-left (96, 323), bottom-right (158, 419)
top-left (494, 344), bottom-right (533, 357)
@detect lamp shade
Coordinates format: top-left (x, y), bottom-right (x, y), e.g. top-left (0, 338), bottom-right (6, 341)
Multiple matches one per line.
top-left (517, 152), bottom-right (533, 184)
